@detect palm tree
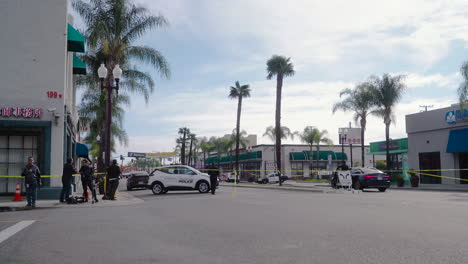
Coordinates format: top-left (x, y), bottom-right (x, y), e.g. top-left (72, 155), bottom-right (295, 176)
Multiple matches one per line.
top-left (177, 127), bottom-right (190, 165)
top-left (211, 137), bottom-right (231, 172)
top-left (199, 137), bottom-right (214, 168)
top-left (266, 55), bottom-right (295, 185)
top-left (311, 128), bottom-right (333, 178)
top-left (228, 81), bottom-right (251, 175)
top-left (73, 0), bottom-right (170, 168)
top-left (369, 74), bottom-right (406, 172)
top-left (227, 129), bottom-right (250, 172)
top-left (297, 126), bottom-right (317, 177)
top-left (188, 133), bottom-right (197, 166)
top-left (333, 83), bottom-right (376, 166)
top-left (263, 125), bottom-right (295, 179)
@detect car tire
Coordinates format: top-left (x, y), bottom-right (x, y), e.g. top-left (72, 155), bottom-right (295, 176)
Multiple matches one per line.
top-left (354, 180), bottom-right (362, 190)
top-left (151, 182), bottom-right (164, 195)
top-left (378, 188), bottom-right (387, 192)
top-left (197, 181), bottom-right (210, 193)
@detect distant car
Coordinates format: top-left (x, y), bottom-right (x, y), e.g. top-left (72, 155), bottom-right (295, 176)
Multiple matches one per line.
top-left (126, 171), bottom-right (150, 191)
top-left (257, 173), bottom-right (287, 184)
top-left (226, 172), bottom-right (240, 183)
top-left (350, 167), bottom-right (391, 192)
top-left (147, 165), bottom-right (213, 195)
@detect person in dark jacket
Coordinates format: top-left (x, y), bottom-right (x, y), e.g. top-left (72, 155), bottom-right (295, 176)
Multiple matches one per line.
top-left (80, 159), bottom-right (98, 203)
top-left (207, 164), bottom-right (219, 195)
top-left (60, 158), bottom-right (77, 203)
top-left (21, 157), bottom-right (41, 209)
top-left (106, 160), bottom-right (121, 200)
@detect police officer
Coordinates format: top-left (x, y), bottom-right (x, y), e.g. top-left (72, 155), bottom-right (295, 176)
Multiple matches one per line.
top-left (60, 158), bottom-right (76, 203)
top-left (106, 160), bottom-right (121, 200)
top-left (21, 157), bottom-right (41, 209)
top-left (80, 160), bottom-right (98, 203)
top-left (209, 164), bottom-right (219, 195)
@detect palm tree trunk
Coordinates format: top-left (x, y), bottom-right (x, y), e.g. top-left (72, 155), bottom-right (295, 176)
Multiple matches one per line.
top-left (275, 74), bottom-right (283, 185)
top-left (361, 118), bottom-right (366, 167)
top-left (181, 132), bottom-right (186, 165)
top-left (309, 144), bottom-right (313, 178)
top-left (316, 145), bottom-right (320, 179)
top-left (385, 122), bottom-right (390, 172)
top-left (235, 96), bottom-right (242, 175)
top-left (188, 138), bottom-right (193, 166)
top-left (203, 151), bottom-right (206, 169)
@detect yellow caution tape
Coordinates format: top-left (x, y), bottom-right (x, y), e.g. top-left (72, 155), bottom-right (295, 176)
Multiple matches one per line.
top-left (407, 170), bottom-right (468, 182)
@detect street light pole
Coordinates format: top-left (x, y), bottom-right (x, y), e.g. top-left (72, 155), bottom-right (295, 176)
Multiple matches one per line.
top-left (98, 63), bottom-right (122, 169)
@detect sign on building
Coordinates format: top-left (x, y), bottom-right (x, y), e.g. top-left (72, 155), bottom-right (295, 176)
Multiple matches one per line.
top-left (338, 127), bottom-right (362, 145)
top-left (146, 152), bottom-right (177, 158)
top-left (0, 107), bottom-right (42, 118)
top-left (128, 152), bottom-right (146, 158)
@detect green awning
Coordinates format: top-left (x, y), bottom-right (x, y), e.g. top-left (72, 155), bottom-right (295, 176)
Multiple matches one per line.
top-left (73, 54), bottom-right (87, 75)
top-left (335, 152), bottom-right (348, 161)
top-left (205, 156), bottom-right (218, 164)
top-left (206, 151), bottom-right (262, 164)
top-left (290, 152), bottom-right (306, 161)
top-left (67, 24), bottom-right (85, 52)
top-left (304, 151), bottom-right (336, 161)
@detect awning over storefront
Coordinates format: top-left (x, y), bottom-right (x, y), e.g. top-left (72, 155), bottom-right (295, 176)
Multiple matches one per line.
top-left (205, 151), bottom-right (262, 164)
top-left (73, 54), bottom-right (87, 75)
top-left (335, 152), bottom-right (348, 161)
top-left (447, 128), bottom-right (468, 152)
top-left (76, 142), bottom-right (89, 158)
top-left (67, 24), bottom-right (85, 52)
top-left (290, 151), bottom-right (343, 161)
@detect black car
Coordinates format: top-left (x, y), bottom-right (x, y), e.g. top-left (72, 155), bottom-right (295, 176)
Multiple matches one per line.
top-left (126, 171), bottom-right (150, 191)
top-left (351, 167), bottom-right (390, 192)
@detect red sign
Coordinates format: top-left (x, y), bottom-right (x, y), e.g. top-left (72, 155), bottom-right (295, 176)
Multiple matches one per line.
top-left (1, 107), bottom-right (42, 118)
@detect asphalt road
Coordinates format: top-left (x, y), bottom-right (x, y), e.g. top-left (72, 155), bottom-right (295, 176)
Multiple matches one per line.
top-left (1, 186), bottom-right (468, 264)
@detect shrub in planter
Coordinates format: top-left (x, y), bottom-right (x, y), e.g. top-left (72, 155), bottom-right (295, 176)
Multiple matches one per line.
top-left (395, 175), bottom-right (405, 187)
top-left (409, 171), bottom-right (419, 187)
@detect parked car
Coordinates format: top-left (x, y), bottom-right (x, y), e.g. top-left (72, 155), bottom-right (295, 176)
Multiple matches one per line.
top-left (226, 172), bottom-right (240, 183)
top-left (147, 165), bottom-right (214, 195)
top-left (126, 171), bottom-right (150, 191)
top-left (350, 167), bottom-right (390, 192)
top-left (257, 173), bottom-right (288, 184)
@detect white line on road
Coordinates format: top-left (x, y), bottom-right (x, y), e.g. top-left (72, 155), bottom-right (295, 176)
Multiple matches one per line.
top-left (0, 220), bottom-right (36, 244)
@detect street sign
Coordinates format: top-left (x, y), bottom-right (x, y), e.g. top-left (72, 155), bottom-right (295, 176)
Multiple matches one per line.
top-left (338, 127), bottom-right (362, 145)
top-left (128, 152), bottom-right (146, 158)
top-left (146, 152), bottom-right (177, 158)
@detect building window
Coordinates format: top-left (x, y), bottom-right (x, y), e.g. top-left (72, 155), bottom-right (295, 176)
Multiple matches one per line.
top-left (291, 162), bottom-right (303, 178)
top-left (418, 152), bottom-right (441, 184)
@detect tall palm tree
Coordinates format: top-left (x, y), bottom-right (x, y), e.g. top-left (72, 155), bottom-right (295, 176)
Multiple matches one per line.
top-left (311, 128), bottom-right (333, 178)
top-left (369, 74), bottom-right (406, 172)
top-left (188, 133), bottom-right (197, 166)
top-left (266, 55), bottom-right (295, 184)
top-left (333, 83), bottom-right (376, 166)
top-left (263, 125), bottom-right (295, 179)
top-left (228, 81), bottom-right (251, 175)
top-left (177, 127), bottom-right (190, 165)
top-left (73, 0), bottom-right (170, 168)
top-left (211, 137), bottom-right (230, 171)
top-left (227, 129), bottom-right (250, 172)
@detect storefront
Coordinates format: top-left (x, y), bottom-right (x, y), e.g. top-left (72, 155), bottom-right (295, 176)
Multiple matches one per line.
top-left (0, 1), bottom-right (87, 194)
top-left (368, 138), bottom-right (409, 183)
top-left (406, 104), bottom-right (468, 185)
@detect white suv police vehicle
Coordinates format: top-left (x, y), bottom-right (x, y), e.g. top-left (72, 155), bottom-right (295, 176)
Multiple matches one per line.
top-left (147, 165), bottom-right (213, 195)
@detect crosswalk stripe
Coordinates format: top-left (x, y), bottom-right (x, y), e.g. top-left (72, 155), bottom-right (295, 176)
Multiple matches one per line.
top-left (0, 220), bottom-right (36, 244)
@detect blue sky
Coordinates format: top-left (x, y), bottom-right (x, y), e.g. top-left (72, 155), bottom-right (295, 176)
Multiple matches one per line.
top-left (73, 0), bottom-right (468, 155)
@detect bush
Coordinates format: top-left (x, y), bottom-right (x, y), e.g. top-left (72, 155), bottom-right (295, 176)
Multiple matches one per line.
top-left (375, 160), bottom-right (386, 170)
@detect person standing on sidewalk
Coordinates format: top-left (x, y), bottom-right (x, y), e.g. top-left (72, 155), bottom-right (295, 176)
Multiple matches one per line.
top-left (106, 160), bottom-right (121, 200)
top-left (21, 157), bottom-right (41, 209)
top-left (80, 160), bottom-right (98, 203)
top-left (60, 158), bottom-right (77, 203)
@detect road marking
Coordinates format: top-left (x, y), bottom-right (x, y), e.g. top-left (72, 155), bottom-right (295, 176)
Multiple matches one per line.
top-left (0, 220), bottom-right (35, 244)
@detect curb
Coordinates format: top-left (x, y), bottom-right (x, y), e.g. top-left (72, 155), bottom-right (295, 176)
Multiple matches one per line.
top-left (222, 184), bottom-right (323, 193)
top-left (389, 187), bottom-right (468, 193)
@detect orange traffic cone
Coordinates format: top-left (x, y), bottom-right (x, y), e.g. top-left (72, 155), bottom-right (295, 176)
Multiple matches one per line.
top-left (86, 187), bottom-right (91, 201)
top-left (12, 182), bottom-right (23, 201)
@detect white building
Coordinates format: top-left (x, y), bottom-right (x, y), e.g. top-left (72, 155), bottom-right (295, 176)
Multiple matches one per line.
top-left (0, 0), bottom-right (87, 195)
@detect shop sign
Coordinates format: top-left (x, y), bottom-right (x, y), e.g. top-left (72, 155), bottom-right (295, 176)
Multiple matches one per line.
top-left (338, 127), bottom-right (362, 145)
top-left (146, 152), bottom-right (177, 158)
top-left (377, 140), bottom-right (399, 152)
top-left (445, 109), bottom-right (468, 124)
top-left (128, 152), bottom-right (146, 158)
top-left (0, 107), bottom-right (42, 118)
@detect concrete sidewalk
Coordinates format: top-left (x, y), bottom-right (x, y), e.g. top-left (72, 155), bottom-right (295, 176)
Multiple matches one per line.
top-left (221, 182), bottom-right (323, 193)
top-left (0, 191), bottom-right (143, 212)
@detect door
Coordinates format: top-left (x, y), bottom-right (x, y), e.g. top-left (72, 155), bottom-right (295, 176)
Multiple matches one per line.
top-left (176, 168), bottom-right (197, 188)
top-left (0, 135), bottom-right (39, 193)
top-left (459, 153), bottom-right (468, 184)
top-left (418, 152), bottom-right (441, 184)
top-left (159, 167), bottom-right (179, 187)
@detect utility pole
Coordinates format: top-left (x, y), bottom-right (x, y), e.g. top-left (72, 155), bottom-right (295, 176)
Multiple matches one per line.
top-left (349, 122), bottom-right (353, 167)
top-left (419, 105), bottom-right (434, 112)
